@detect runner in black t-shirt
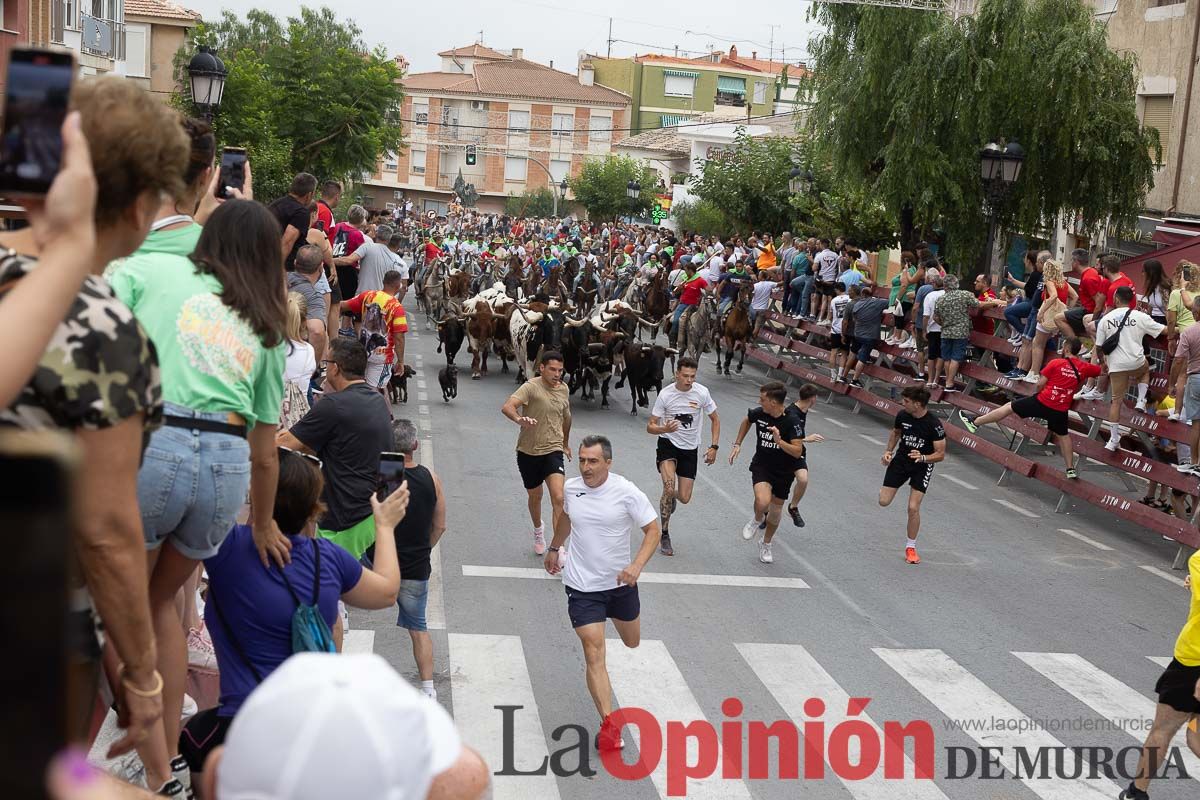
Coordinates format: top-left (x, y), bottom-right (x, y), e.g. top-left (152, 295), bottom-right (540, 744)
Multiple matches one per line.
top-left (729, 381), bottom-right (805, 564)
top-left (785, 384), bottom-right (825, 528)
top-left (879, 386), bottom-right (946, 564)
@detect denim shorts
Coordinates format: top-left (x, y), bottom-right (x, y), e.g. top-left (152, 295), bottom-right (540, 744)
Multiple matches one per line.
top-left (941, 336), bottom-right (968, 363)
top-left (397, 579), bottom-right (429, 631)
top-left (1184, 374), bottom-right (1200, 422)
top-left (137, 402), bottom-right (251, 560)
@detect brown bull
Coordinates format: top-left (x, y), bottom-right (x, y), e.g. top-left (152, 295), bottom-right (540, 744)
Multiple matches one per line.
top-left (446, 271), bottom-right (471, 314)
top-left (716, 282), bottom-right (753, 375)
top-left (465, 302), bottom-right (496, 380)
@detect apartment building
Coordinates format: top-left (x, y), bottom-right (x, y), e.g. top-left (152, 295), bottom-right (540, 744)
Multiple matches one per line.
top-left (361, 44), bottom-right (631, 216)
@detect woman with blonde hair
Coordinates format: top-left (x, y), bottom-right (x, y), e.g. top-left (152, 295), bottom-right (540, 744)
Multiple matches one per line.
top-left (281, 292), bottom-right (316, 429)
top-left (1166, 260), bottom-right (1200, 419)
top-left (1020, 258), bottom-right (1072, 382)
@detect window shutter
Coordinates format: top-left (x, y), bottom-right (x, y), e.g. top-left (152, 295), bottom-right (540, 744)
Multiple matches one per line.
top-left (1143, 95), bottom-right (1173, 165)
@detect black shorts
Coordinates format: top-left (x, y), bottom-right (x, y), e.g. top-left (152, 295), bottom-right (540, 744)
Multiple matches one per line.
top-left (794, 453), bottom-right (808, 472)
top-left (883, 458), bottom-right (934, 493)
top-left (900, 301), bottom-right (914, 328)
top-left (926, 331), bottom-right (942, 360)
top-left (750, 461), bottom-right (794, 499)
top-left (1064, 306), bottom-right (1087, 336)
top-left (656, 438), bottom-right (698, 480)
top-left (179, 707), bottom-right (233, 772)
top-left (516, 450), bottom-right (565, 490)
top-left (1012, 394), bottom-right (1069, 437)
top-left (830, 332), bottom-right (851, 352)
top-left (336, 264), bottom-right (359, 302)
top-left (1154, 658), bottom-right (1200, 714)
top-left (565, 583), bottom-right (640, 628)
top-left (818, 280), bottom-right (836, 297)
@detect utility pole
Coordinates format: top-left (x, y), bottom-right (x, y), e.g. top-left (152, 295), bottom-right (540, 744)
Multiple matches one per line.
top-left (607, 18), bottom-right (613, 57)
top-left (768, 24), bottom-right (779, 62)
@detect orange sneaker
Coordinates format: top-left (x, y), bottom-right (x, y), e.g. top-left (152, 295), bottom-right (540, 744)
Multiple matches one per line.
top-left (905, 546), bottom-right (920, 565)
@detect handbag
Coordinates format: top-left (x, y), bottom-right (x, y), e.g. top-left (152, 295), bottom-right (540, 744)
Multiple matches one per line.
top-left (1099, 308), bottom-right (1134, 356)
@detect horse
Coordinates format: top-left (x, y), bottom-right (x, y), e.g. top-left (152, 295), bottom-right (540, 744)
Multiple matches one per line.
top-left (573, 264), bottom-right (600, 313)
top-left (420, 259), bottom-right (447, 329)
top-left (642, 269), bottom-right (671, 338)
top-left (677, 292), bottom-right (717, 364)
top-left (445, 269), bottom-right (471, 316)
top-left (539, 265), bottom-right (571, 307)
top-left (715, 282), bottom-right (753, 375)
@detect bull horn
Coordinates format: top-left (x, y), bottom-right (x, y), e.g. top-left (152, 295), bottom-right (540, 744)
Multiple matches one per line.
top-left (564, 316), bottom-right (588, 328)
top-left (635, 315), bottom-right (657, 327)
top-left (665, 347), bottom-right (679, 356)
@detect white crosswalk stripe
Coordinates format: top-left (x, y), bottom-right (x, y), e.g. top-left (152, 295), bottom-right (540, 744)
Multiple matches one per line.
top-left (341, 629), bottom-right (375, 654)
top-left (448, 633), bottom-right (561, 800)
top-left (874, 647), bottom-right (1119, 799)
top-left (738, 642), bottom-right (948, 799)
top-left (607, 639), bottom-right (752, 799)
top-left (1014, 651), bottom-right (1200, 782)
top-left (1148, 656), bottom-right (1173, 668)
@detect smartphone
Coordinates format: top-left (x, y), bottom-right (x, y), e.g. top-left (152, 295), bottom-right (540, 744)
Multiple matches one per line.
top-left (0, 48), bottom-right (76, 197)
top-left (376, 452), bottom-right (406, 501)
top-left (216, 146), bottom-right (247, 199)
top-left (0, 430), bottom-right (77, 798)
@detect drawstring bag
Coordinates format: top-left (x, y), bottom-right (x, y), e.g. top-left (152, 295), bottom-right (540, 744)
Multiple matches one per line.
top-left (279, 538), bottom-right (337, 654)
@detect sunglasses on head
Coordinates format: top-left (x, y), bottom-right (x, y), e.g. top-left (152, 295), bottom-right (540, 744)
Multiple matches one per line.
top-left (279, 446), bottom-right (322, 469)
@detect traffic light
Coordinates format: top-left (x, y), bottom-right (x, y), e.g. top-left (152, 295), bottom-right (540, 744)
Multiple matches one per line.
top-left (465, 144), bottom-right (477, 166)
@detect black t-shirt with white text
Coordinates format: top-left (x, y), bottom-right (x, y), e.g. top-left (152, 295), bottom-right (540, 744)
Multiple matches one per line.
top-left (748, 406), bottom-right (803, 473)
top-left (268, 195), bottom-right (311, 270)
top-left (786, 404), bottom-right (809, 468)
top-left (892, 411), bottom-right (945, 465)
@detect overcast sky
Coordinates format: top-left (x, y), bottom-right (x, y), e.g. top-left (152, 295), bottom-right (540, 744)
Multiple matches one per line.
top-left (185, 0), bottom-right (823, 74)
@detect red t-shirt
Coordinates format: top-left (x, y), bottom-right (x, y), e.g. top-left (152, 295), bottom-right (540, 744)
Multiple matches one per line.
top-left (1038, 357), bottom-right (1103, 411)
top-left (679, 275), bottom-right (708, 305)
top-left (1043, 280), bottom-right (1068, 304)
top-left (328, 223), bottom-right (365, 259)
top-left (1077, 267), bottom-right (1109, 314)
top-left (315, 200), bottom-right (334, 237)
top-left (972, 288), bottom-right (998, 335)
top-left (423, 241), bottom-right (444, 264)
top-left (1105, 272), bottom-right (1136, 310)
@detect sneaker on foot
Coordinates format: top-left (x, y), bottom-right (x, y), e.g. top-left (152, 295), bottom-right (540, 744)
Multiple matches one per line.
top-left (1135, 399), bottom-right (1148, 413)
top-left (168, 755), bottom-right (192, 796)
top-left (1065, 468), bottom-right (1079, 479)
top-left (1020, 371), bottom-right (1040, 383)
top-left (115, 754), bottom-right (146, 788)
top-left (788, 505), bottom-right (805, 528)
top-left (849, 378), bottom-right (865, 388)
top-left (758, 541), bottom-right (774, 563)
top-left (1118, 783), bottom-right (1150, 800)
top-left (156, 779), bottom-right (187, 798)
top-left (533, 529), bottom-right (546, 555)
top-left (1004, 369), bottom-right (1025, 379)
top-left (960, 414), bottom-right (979, 434)
top-left (905, 546), bottom-right (920, 565)
top-left (742, 520), bottom-right (759, 540)
top-left (659, 533), bottom-right (674, 556)
top-left (943, 385), bottom-right (960, 393)
top-left (186, 625), bottom-right (216, 671)
top-left (1168, 411), bottom-right (1181, 421)
top-left (595, 716), bottom-right (625, 751)
top-left (1105, 438), bottom-right (1121, 453)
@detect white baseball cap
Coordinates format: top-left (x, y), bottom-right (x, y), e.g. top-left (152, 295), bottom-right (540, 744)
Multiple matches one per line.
top-left (216, 653), bottom-right (462, 800)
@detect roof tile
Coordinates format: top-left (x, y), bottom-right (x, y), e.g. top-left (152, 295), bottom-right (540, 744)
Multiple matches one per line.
top-left (404, 57), bottom-right (629, 105)
top-left (123, 0), bottom-right (201, 21)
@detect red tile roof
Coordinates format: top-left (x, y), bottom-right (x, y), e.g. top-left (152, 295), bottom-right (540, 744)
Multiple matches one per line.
top-left (405, 58), bottom-right (629, 105)
top-left (123, 0), bottom-right (201, 21)
top-left (436, 44), bottom-right (509, 60)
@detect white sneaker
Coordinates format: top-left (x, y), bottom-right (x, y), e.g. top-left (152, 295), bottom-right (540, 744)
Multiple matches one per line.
top-left (900, 339), bottom-right (917, 350)
top-left (533, 529), bottom-right (546, 555)
top-left (758, 541), bottom-right (774, 563)
top-left (1077, 347), bottom-right (1091, 360)
top-left (1073, 387), bottom-right (1092, 400)
top-left (1020, 371), bottom-right (1040, 383)
top-left (114, 753), bottom-right (147, 788)
top-left (1083, 387), bottom-right (1105, 401)
top-left (187, 625), bottom-right (216, 671)
top-left (421, 686), bottom-right (438, 700)
top-left (1105, 438), bottom-right (1120, 453)
top-left (181, 693), bottom-right (197, 719)
top-left (1168, 411), bottom-right (1181, 421)
top-left (742, 520), bottom-right (759, 540)
top-left (1135, 399), bottom-right (1148, 413)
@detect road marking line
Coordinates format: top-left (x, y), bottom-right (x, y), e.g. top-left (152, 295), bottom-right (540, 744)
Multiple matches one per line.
top-left (421, 437), bottom-right (446, 631)
top-left (341, 629), bottom-right (375, 654)
top-left (941, 474), bottom-right (979, 491)
top-left (1147, 656), bottom-right (1172, 668)
top-left (739, 643), bottom-right (949, 797)
top-left (419, 418), bottom-right (431, 432)
top-left (449, 634), bottom-right (561, 800)
top-left (461, 564), bottom-right (809, 589)
top-left (418, 404), bottom-right (430, 415)
top-left (859, 434), bottom-right (886, 446)
top-left (417, 379), bottom-right (427, 389)
top-left (991, 498), bottom-right (1039, 518)
top-left (418, 391), bottom-right (428, 401)
top-left (876, 648), bottom-right (1119, 799)
top-left (1056, 528), bottom-right (1114, 551)
top-left (1139, 564), bottom-right (1186, 586)
top-left (1014, 651), bottom-right (1200, 782)
top-left (824, 417), bottom-right (850, 429)
top-left (609, 640), bottom-right (752, 799)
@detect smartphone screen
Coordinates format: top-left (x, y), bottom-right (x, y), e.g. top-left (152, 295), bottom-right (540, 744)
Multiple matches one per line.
top-left (376, 452), bottom-right (406, 501)
top-left (216, 147), bottom-right (247, 199)
top-left (0, 49), bottom-right (75, 197)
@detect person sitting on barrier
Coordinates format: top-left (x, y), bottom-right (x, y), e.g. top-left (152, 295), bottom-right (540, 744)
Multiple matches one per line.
top-left (962, 337), bottom-right (1100, 478)
top-left (1053, 249), bottom-right (1103, 347)
top-left (885, 251), bottom-right (920, 348)
top-left (1005, 250), bottom-right (1051, 379)
top-left (843, 286), bottom-right (890, 389)
top-left (1097, 285), bottom-right (1165, 452)
top-left (1170, 294), bottom-right (1200, 473)
top-left (1003, 250), bottom-right (1040, 348)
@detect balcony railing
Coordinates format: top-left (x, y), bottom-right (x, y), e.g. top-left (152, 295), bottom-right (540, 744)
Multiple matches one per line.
top-left (79, 14), bottom-right (126, 60)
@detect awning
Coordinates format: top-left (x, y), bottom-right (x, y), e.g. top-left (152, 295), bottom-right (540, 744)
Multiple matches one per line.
top-left (717, 76), bottom-right (746, 94)
top-left (661, 114), bottom-right (691, 127)
top-left (662, 69), bottom-right (699, 79)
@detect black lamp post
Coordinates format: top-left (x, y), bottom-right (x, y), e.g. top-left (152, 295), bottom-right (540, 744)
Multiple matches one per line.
top-left (978, 140), bottom-right (1025, 281)
top-left (554, 178), bottom-right (568, 218)
top-left (187, 46), bottom-right (228, 122)
top-left (788, 166), bottom-right (815, 195)
top-left (625, 180), bottom-right (641, 223)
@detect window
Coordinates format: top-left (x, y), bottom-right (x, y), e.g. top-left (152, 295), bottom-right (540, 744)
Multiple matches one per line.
top-left (589, 115), bottom-right (612, 141)
top-left (124, 23), bottom-right (147, 76)
top-left (411, 149), bottom-right (426, 175)
top-left (63, 0), bottom-right (78, 31)
top-left (552, 113), bottom-right (574, 138)
top-left (508, 110), bottom-right (530, 134)
top-left (504, 156), bottom-right (527, 182)
top-left (663, 72), bottom-right (696, 98)
top-left (550, 159), bottom-right (571, 183)
top-left (1142, 95), bottom-right (1174, 166)
top-left (753, 81), bottom-right (768, 105)
top-left (413, 101), bottom-right (429, 126)
top-left (715, 75), bottom-right (746, 106)
top-left (384, 150), bottom-right (398, 171)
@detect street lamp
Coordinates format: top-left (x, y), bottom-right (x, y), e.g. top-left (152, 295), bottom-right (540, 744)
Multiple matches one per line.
top-left (625, 180), bottom-right (641, 223)
top-left (187, 46), bottom-right (227, 121)
top-left (978, 140), bottom-right (1025, 281)
top-left (554, 178), bottom-right (568, 218)
top-left (789, 166), bottom-right (815, 195)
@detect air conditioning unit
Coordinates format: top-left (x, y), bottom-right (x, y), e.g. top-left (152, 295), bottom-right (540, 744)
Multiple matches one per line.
top-left (394, 190), bottom-right (404, 200)
top-left (471, 100), bottom-right (487, 112)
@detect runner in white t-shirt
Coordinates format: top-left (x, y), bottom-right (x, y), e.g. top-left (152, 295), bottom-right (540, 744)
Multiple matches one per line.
top-left (544, 435), bottom-right (660, 752)
top-left (646, 357), bottom-right (720, 556)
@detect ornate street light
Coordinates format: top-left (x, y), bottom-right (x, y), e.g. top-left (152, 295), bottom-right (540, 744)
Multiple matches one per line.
top-left (554, 178), bottom-right (569, 218)
top-left (626, 180), bottom-right (641, 200)
top-left (789, 166), bottom-right (816, 195)
top-left (187, 46), bottom-right (227, 121)
top-left (978, 140), bottom-right (1025, 281)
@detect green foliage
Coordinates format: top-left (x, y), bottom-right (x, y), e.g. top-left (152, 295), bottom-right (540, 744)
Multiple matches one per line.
top-left (670, 199), bottom-right (731, 237)
top-left (689, 130), bottom-right (799, 234)
top-left (504, 187), bottom-right (557, 218)
top-left (568, 155), bottom-right (657, 221)
top-left (803, 0), bottom-right (1157, 264)
top-left (173, 6), bottom-right (404, 199)
top-left (791, 158), bottom-right (899, 252)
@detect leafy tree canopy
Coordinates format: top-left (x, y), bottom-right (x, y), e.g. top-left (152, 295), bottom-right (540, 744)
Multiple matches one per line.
top-left (175, 6), bottom-right (404, 202)
top-left (670, 199), bottom-right (731, 238)
top-left (568, 155), bottom-right (657, 221)
top-left (802, 0), bottom-right (1157, 264)
top-left (689, 130), bottom-right (798, 234)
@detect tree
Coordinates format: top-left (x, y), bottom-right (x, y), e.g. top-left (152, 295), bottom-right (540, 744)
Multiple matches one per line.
top-left (689, 130), bottom-right (799, 234)
top-left (791, 159), bottom-right (899, 252)
top-left (568, 155), bottom-right (656, 221)
top-left (175, 6), bottom-right (404, 201)
top-left (802, 0), bottom-right (1157, 263)
top-left (670, 199), bottom-right (731, 237)
top-left (504, 187), bottom-right (556, 218)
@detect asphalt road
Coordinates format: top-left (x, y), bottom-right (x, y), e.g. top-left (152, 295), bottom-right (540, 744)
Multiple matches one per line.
top-left (353, 315), bottom-right (1197, 800)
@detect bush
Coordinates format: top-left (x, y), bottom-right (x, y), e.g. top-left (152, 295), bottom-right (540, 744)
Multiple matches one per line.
top-left (504, 187), bottom-right (557, 218)
top-left (671, 199), bottom-right (730, 237)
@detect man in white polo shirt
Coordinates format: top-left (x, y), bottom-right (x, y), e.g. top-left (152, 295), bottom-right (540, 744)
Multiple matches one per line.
top-left (646, 356), bottom-right (720, 556)
top-left (544, 435), bottom-right (660, 752)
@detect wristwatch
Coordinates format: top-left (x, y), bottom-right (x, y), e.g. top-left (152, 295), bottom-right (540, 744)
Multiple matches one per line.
top-left (548, 545), bottom-right (561, 552)
top-left (708, 444), bottom-right (719, 450)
